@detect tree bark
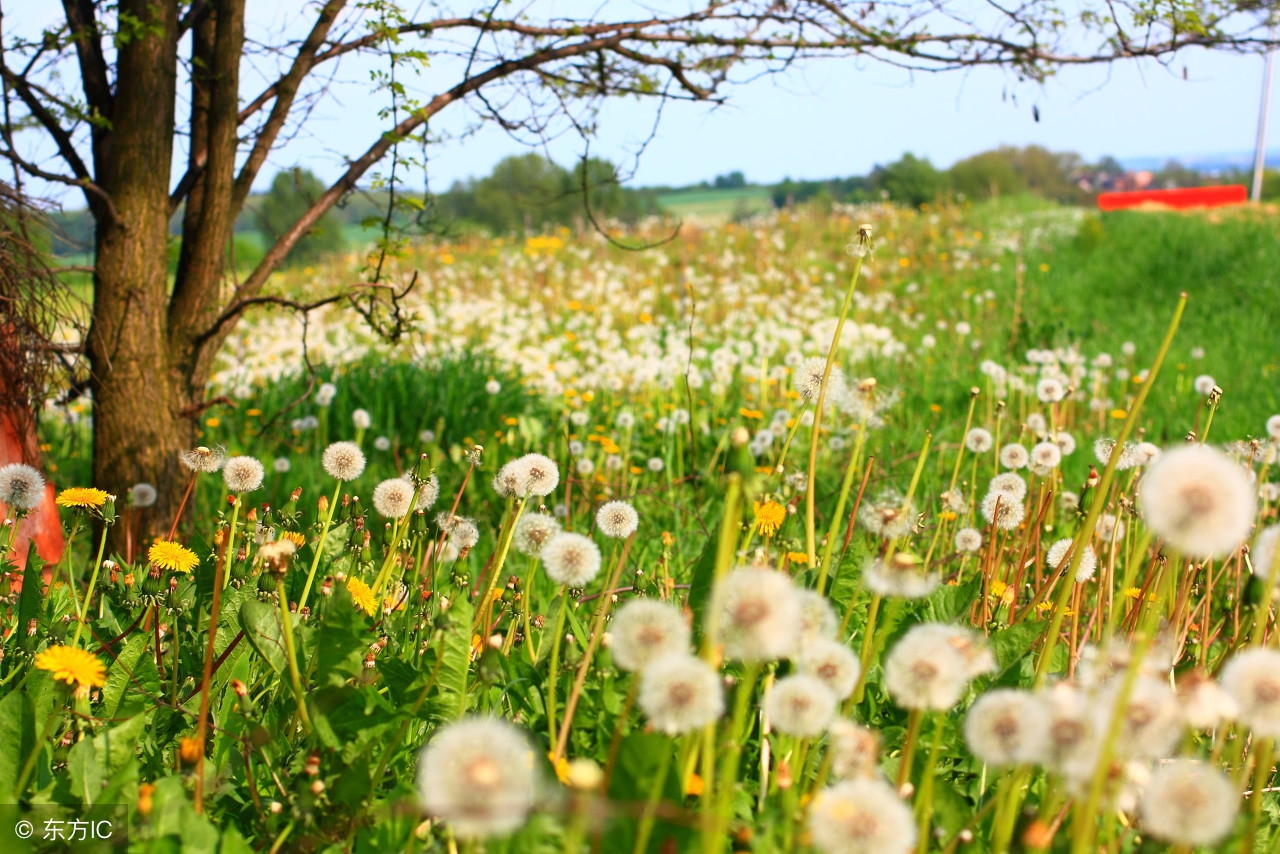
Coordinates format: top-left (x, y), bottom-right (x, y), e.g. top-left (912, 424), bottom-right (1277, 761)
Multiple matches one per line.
top-left (86, 0), bottom-right (184, 551)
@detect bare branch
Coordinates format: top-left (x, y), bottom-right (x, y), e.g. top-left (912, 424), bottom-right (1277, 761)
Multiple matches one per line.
top-left (60, 0), bottom-right (113, 124)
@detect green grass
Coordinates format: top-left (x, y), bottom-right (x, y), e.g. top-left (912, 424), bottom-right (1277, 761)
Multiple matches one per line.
top-left (655, 187), bottom-right (772, 220)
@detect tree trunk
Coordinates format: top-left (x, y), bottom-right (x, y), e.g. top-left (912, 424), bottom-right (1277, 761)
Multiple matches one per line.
top-left (87, 0), bottom-right (184, 553)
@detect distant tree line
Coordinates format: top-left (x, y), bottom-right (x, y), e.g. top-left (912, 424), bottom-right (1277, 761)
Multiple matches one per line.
top-left (43, 147), bottom-right (1280, 262)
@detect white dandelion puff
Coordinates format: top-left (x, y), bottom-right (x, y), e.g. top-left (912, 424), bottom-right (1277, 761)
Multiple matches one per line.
top-left (1139, 759), bottom-right (1239, 847)
top-left (595, 500), bottom-right (639, 538)
top-left (609, 600), bottom-right (690, 673)
top-left (766, 674), bottom-right (837, 737)
top-left (372, 477), bottom-right (415, 518)
top-left (322, 441), bottom-right (366, 482)
top-left (807, 779), bottom-right (915, 854)
top-left (638, 654), bottom-right (724, 735)
top-left (541, 532), bottom-right (602, 587)
top-left (417, 717), bottom-right (538, 839)
top-left (223, 456), bottom-right (265, 493)
top-left (710, 567), bottom-right (803, 662)
top-left (1138, 443), bottom-right (1256, 559)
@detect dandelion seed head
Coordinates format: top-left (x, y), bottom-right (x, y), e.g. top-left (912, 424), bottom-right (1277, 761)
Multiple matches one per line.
top-left (884, 624), bottom-right (972, 711)
top-left (596, 500), bottom-right (639, 538)
top-left (1140, 760), bottom-right (1239, 847)
top-left (1220, 648), bottom-right (1280, 739)
top-left (541, 532), bottom-right (602, 587)
top-left (223, 456), bottom-right (265, 493)
top-left (129, 482), bottom-right (157, 508)
top-left (766, 674), bottom-right (837, 737)
top-left (417, 717), bottom-right (538, 838)
top-left (988, 472), bottom-right (1028, 502)
top-left (863, 553), bottom-right (938, 599)
top-left (351, 409), bottom-right (372, 430)
top-left (827, 720), bottom-right (881, 781)
top-left (637, 654), bottom-right (724, 734)
top-left (795, 589), bottom-right (839, 646)
top-left (794, 357), bottom-right (845, 401)
top-left (372, 477), bottom-right (415, 518)
top-left (964, 689), bottom-right (1047, 767)
top-left (711, 567), bottom-right (802, 662)
top-left (322, 441), bottom-right (367, 482)
top-left (1193, 374), bottom-right (1217, 396)
top-left (955, 527), bottom-right (983, 553)
top-left (965, 428), bottom-right (994, 454)
top-left (1099, 677), bottom-right (1183, 760)
top-left (999, 443), bottom-right (1029, 470)
top-left (1175, 669), bottom-right (1238, 729)
top-left (1046, 539), bottom-right (1098, 582)
top-left (513, 513), bottom-right (561, 557)
top-left (417, 474), bottom-right (440, 510)
top-left (179, 445), bottom-right (225, 473)
top-left (1138, 444), bottom-right (1256, 559)
top-left (797, 638), bottom-right (861, 700)
top-left (609, 600), bottom-right (690, 672)
top-left (1030, 441), bottom-right (1062, 470)
top-left (808, 779), bottom-right (915, 854)
top-left (980, 491), bottom-right (1025, 531)
top-left (446, 519), bottom-right (480, 552)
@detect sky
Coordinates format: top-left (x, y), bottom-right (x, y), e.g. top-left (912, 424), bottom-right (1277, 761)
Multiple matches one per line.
top-left (6, 3), bottom-right (1277, 198)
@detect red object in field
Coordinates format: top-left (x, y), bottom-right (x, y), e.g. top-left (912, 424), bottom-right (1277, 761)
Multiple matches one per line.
top-left (1097, 185), bottom-right (1248, 211)
top-left (0, 376), bottom-right (64, 578)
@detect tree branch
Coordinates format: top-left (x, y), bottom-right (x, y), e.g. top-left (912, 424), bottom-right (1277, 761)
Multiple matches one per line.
top-left (60, 0), bottom-right (113, 125)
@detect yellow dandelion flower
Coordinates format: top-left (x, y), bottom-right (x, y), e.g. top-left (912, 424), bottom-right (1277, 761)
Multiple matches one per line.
top-left (753, 500), bottom-right (787, 537)
top-left (55, 487), bottom-right (110, 509)
top-left (280, 531), bottom-right (307, 548)
top-left (989, 580), bottom-right (1015, 606)
top-left (149, 540), bottom-right (199, 573)
top-left (786, 551), bottom-right (811, 565)
top-left (348, 578), bottom-right (377, 616)
top-left (684, 771), bottom-right (704, 797)
top-left (549, 752), bottom-right (572, 785)
top-left (35, 645), bottom-right (107, 692)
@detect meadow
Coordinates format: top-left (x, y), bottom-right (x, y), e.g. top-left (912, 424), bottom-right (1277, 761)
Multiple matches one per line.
top-left (7, 197), bottom-right (1280, 853)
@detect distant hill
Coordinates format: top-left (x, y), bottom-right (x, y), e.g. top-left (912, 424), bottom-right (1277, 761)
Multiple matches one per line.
top-left (1120, 149), bottom-right (1280, 174)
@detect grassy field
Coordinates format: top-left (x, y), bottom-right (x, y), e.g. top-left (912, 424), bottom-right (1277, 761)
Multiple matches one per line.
top-left (655, 187), bottom-right (774, 221)
top-left (15, 198), bottom-right (1280, 853)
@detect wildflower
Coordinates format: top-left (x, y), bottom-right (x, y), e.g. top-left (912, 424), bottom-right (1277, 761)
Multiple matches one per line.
top-left (766, 674), bottom-right (837, 737)
top-left (646, 457), bottom-right (664, 473)
top-left (827, 720), bottom-right (880, 780)
top-left (807, 779), bottom-right (916, 854)
top-left (794, 356), bottom-right (845, 401)
top-left (954, 528), bottom-right (983, 553)
top-left (415, 474), bottom-right (440, 509)
top-left (988, 472), bottom-right (1028, 502)
top-left (1098, 677), bottom-right (1183, 760)
top-left (608, 600), bottom-right (690, 672)
top-left (373, 436), bottom-right (391, 452)
top-left (417, 717), bottom-right (538, 838)
top-left (352, 409), bottom-right (371, 430)
top-left (616, 411), bottom-right (635, 429)
top-left (1175, 670), bottom-right (1238, 729)
top-left (130, 482), bottom-right (157, 508)
top-left (541, 532), bottom-right (602, 587)
top-left (1192, 374), bottom-right (1216, 395)
top-left (1139, 760), bottom-right (1238, 847)
top-left (1036, 377), bottom-right (1066, 403)
top-left (517, 453), bottom-right (560, 497)
top-left (964, 428), bottom-right (993, 454)
top-left (884, 624), bottom-right (975, 711)
top-left (964, 689), bottom-right (1047, 767)
top-left (259, 539), bottom-right (297, 570)
top-left (858, 492), bottom-right (915, 540)
top-left (513, 513), bottom-right (561, 557)
top-left (179, 445), bottom-right (225, 473)
top-left (711, 567), bottom-right (802, 662)
top-left (940, 488), bottom-right (967, 514)
top-left (1045, 538), bottom-right (1098, 583)
top-left (492, 460), bottom-right (525, 497)
top-left (149, 540), bottom-right (199, 574)
top-left (446, 519), bottom-right (480, 552)
top-left (1220, 648), bottom-right (1280, 738)
top-left (348, 578), bottom-right (378, 616)
top-left (797, 638), bottom-right (861, 700)
top-left (980, 491), bottom-right (1025, 531)
top-left (1097, 513), bottom-right (1125, 542)
top-left (1094, 437), bottom-right (1138, 470)
top-left (596, 500), bottom-right (639, 538)
top-left (1250, 524), bottom-right (1280, 582)
top-left (0, 463), bottom-right (45, 510)
top-left (1052, 430), bottom-right (1077, 456)
top-left (1035, 684), bottom-right (1095, 776)
top-left (863, 552), bottom-right (938, 599)
top-left (34, 645), bottom-right (107, 695)
top-left (322, 441), bottom-right (366, 481)
top-left (1030, 441), bottom-right (1061, 470)
top-left (273, 457), bottom-right (291, 473)
top-left (999, 444), bottom-right (1029, 470)
top-left (1138, 444), bottom-right (1255, 559)
top-left (1268, 414), bottom-right (1280, 441)
top-left (1133, 441), bottom-right (1161, 465)
top-left (795, 589), bottom-right (839, 645)
top-left (315, 382), bottom-right (337, 406)
top-left (638, 654), bottom-right (724, 734)
top-left (56, 487), bottom-right (110, 509)
top-left (223, 456), bottom-right (265, 493)
top-left (753, 500), bottom-right (787, 537)
top-left (372, 478), bottom-right (415, 518)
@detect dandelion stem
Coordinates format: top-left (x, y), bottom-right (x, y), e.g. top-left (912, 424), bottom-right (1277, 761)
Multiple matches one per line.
top-left (222, 499), bottom-right (242, 590)
top-left (896, 708), bottom-right (923, 789)
top-left (277, 588), bottom-right (312, 734)
top-left (555, 535), bottom-right (634, 760)
top-left (817, 419), bottom-right (867, 596)
top-left (1036, 293), bottom-right (1187, 687)
top-left (545, 587), bottom-right (570, 746)
top-left (298, 479), bottom-right (343, 613)
top-left (634, 746), bottom-right (674, 854)
top-left (71, 525), bottom-right (110, 648)
top-left (915, 714), bottom-right (946, 854)
top-left (850, 592), bottom-right (882, 705)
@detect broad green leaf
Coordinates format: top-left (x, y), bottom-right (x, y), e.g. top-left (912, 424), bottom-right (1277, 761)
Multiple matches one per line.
top-left (102, 635), bottom-right (161, 720)
top-left (239, 599), bottom-right (287, 675)
top-left (0, 690), bottom-right (34, 797)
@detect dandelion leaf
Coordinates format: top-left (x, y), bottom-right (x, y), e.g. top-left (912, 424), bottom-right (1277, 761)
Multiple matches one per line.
top-left (0, 690), bottom-right (34, 798)
top-left (238, 599), bottom-right (288, 676)
top-left (102, 635), bottom-right (161, 720)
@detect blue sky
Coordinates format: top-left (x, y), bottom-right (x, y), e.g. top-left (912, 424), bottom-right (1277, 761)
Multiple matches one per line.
top-left (7, 3), bottom-right (1277, 197)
